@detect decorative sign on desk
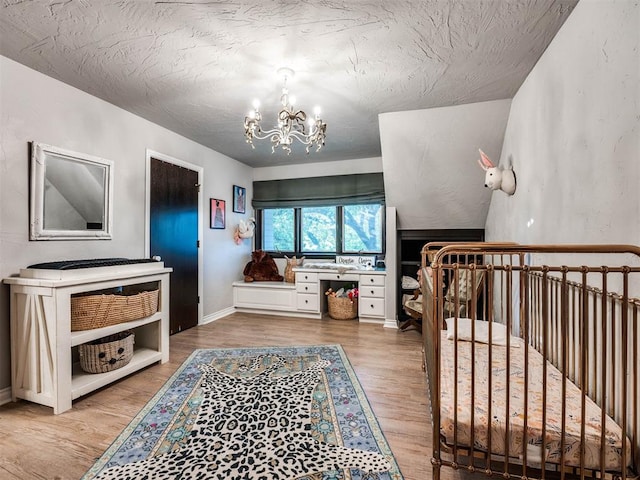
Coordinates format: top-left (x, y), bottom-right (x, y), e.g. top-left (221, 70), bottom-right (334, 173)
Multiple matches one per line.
top-left (336, 256), bottom-right (376, 269)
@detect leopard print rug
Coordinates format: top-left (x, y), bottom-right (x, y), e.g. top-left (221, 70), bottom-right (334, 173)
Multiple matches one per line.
top-left (94, 354), bottom-right (392, 479)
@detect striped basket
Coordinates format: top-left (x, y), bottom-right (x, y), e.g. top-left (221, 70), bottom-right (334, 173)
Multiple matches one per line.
top-left (327, 296), bottom-right (358, 320)
top-left (78, 331), bottom-right (134, 374)
top-left (71, 289), bottom-right (159, 331)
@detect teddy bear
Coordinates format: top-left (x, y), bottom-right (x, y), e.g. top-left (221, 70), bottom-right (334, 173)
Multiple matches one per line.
top-left (243, 250), bottom-right (284, 282)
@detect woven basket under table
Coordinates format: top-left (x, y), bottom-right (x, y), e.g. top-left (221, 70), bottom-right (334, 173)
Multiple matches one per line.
top-left (78, 331), bottom-right (135, 374)
top-left (327, 295), bottom-right (358, 320)
top-left (71, 289), bottom-right (159, 331)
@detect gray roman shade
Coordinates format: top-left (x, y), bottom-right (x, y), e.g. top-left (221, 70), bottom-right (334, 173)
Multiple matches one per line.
top-left (252, 173), bottom-right (385, 209)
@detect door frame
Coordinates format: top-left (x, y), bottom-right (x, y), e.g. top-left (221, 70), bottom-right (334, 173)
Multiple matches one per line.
top-left (144, 149), bottom-right (204, 326)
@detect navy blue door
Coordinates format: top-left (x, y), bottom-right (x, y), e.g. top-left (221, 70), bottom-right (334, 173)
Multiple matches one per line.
top-left (150, 158), bottom-right (199, 334)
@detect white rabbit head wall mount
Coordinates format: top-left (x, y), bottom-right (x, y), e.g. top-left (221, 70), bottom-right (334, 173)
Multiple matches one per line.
top-left (234, 217), bottom-right (255, 245)
top-left (477, 149), bottom-right (516, 196)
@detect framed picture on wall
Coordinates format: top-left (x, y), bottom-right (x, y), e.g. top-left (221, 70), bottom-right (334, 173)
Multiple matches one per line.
top-left (210, 198), bottom-right (225, 229)
top-left (233, 185), bottom-right (246, 214)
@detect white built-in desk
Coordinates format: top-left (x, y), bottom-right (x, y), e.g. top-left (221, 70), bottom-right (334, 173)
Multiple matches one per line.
top-left (294, 267), bottom-right (387, 323)
top-left (4, 262), bottom-right (171, 414)
top-left (232, 267), bottom-right (388, 325)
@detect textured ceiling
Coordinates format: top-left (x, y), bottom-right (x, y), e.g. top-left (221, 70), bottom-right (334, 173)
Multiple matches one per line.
top-left (0, 0), bottom-right (577, 167)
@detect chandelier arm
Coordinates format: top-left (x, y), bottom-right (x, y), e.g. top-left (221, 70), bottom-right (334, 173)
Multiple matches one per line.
top-left (287, 130), bottom-right (315, 145)
top-left (249, 125), bottom-right (325, 145)
top-left (250, 128), bottom-right (282, 140)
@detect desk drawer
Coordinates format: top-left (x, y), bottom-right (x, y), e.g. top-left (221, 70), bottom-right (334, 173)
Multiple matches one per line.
top-left (358, 297), bottom-right (385, 317)
top-left (296, 282), bottom-right (318, 294)
top-left (295, 272), bottom-right (318, 283)
top-left (359, 285), bottom-right (384, 298)
top-left (360, 274), bottom-right (385, 287)
top-left (297, 293), bottom-right (319, 312)
top-left (321, 273), bottom-right (359, 282)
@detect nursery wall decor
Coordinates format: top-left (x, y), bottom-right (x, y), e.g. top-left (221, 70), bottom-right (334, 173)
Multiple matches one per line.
top-left (476, 149), bottom-right (516, 195)
top-left (233, 185), bottom-right (246, 213)
top-left (30, 142), bottom-right (114, 240)
top-left (234, 217), bottom-right (255, 245)
top-left (210, 198), bottom-right (225, 229)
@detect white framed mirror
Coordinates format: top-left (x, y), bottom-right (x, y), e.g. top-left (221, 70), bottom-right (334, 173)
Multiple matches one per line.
top-left (30, 142), bottom-right (114, 240)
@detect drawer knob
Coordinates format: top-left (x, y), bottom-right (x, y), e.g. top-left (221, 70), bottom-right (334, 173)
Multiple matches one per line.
top-left (370, 290), bottom-right (374, 294)
top-left (305, 286), bottom-right (308, 291)
top-left (370, 278), bottom-right (374, 283)
top-left (370, 304), bottom-right (374, 308)
top-left (337, 275), bottom-right (340, 279)
top-left (305, 300), bottom-right (308, 304)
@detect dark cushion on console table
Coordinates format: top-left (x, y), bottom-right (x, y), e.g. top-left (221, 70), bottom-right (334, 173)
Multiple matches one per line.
top-left (28, 258), bottom-right (157, 270)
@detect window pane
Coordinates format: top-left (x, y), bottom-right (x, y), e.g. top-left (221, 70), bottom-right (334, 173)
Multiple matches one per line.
top-left (301, 207), bottom-right (336, 252)
top-left (343, 204), bottom-right (383, 253)
top-left (262, 208), bottom-right (294, 251)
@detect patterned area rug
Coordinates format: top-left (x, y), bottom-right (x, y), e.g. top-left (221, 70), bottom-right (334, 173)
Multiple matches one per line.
top-left (82, 344), bottom-right (403, 480)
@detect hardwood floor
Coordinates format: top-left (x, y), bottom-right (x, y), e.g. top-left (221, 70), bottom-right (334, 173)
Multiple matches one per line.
top-left (0, 313), bottom-right (433, 480)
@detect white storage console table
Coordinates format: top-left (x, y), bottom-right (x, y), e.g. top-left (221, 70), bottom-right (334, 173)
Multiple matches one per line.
top-left (233, 267), bottom-right (387, 324)
top-left (4, 262), bottom-right (171, 414)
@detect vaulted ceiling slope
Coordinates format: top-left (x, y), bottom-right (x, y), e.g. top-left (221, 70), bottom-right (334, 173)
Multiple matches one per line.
top-left (0, 1), bottom-right (577, 167)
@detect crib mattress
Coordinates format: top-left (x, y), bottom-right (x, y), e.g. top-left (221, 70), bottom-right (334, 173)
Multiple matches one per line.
top-left (439, 332), bottom-right (631, 471)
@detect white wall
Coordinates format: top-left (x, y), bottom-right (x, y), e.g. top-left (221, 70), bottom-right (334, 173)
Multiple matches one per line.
top-left (379, 99), bottom-right (512, 230)
top-left (485, 0), bottom-right (640, 246)
top-left (253, 156), bottom-right (382, 181)
top-left (0, 56), bottom-right (253, 390)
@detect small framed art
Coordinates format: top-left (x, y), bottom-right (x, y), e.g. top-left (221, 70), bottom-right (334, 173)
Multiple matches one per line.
top-left (233, 185), bottom-right (246, 213)
top-left (210, 198), bottom-right (225, 229)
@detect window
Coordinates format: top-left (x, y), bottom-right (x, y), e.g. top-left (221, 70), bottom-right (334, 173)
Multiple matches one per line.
top-left (301, 206), bottom-right (336, 252)
top-left (258, 204), bottom-right (384, 256)
top-left (343, 204), bottom-right (383, 252)
top-left (262, 208), bottom-right (294, 252)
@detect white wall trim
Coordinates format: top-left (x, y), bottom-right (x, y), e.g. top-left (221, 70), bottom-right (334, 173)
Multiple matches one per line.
top-left (232, 307), bottom-right (321, 319)
top-left (0, 387), bottom-right (12, 406)
top-left (383, 318), bottom-right (399, 329)
top-left (202, 307), bottom-right (236, 325)
top-left (357, 317), bottom-right (386, 326)
top-left (145, 149), bottom-right (205, 326)
top-left (202, 308), bottom-right (396, 327)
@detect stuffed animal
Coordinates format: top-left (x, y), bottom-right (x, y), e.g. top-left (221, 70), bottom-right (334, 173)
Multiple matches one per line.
top-left (284, 255), bottom-right (304, 283)
top-left (243, 250), bottom-right (284, 282)
top-left (477, 149), bottom-right (516, 195)
top-left (234, 217), bottom-right (256, 245)
top-left (238, 218), bottom-right (255, 238)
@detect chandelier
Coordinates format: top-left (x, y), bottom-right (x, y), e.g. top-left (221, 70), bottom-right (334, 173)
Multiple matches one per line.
top-left (244, 67), bottom-right (327, 155)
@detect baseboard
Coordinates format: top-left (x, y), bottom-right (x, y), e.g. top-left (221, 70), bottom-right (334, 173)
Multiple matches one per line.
top-left (201, 306), bottom-right (236, 325)
top-left (0, 386), bottom-right (12, 406)
top-left (234, 307), bottom-right (321, 319)
top-left (202, 308), bottom-right (399, 329)
top-left (354, 316), bottom-right (382, 325)
top-left (383, 318), bottom-right (399, 329)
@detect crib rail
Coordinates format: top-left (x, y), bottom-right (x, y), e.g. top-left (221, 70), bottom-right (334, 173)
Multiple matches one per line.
top-left (421, 243), bottom-right (640, 480)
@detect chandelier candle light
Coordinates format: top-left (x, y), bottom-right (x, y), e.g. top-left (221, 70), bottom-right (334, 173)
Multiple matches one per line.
top-left (244, 67), bottom-right (327, 155)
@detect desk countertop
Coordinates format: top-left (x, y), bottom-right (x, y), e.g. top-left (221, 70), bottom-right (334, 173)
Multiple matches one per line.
top-left (293, 266), bottom-right (386, 275)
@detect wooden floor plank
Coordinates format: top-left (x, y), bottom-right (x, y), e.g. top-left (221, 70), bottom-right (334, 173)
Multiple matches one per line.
top-left (0, 313), bottom-right (433, 480)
